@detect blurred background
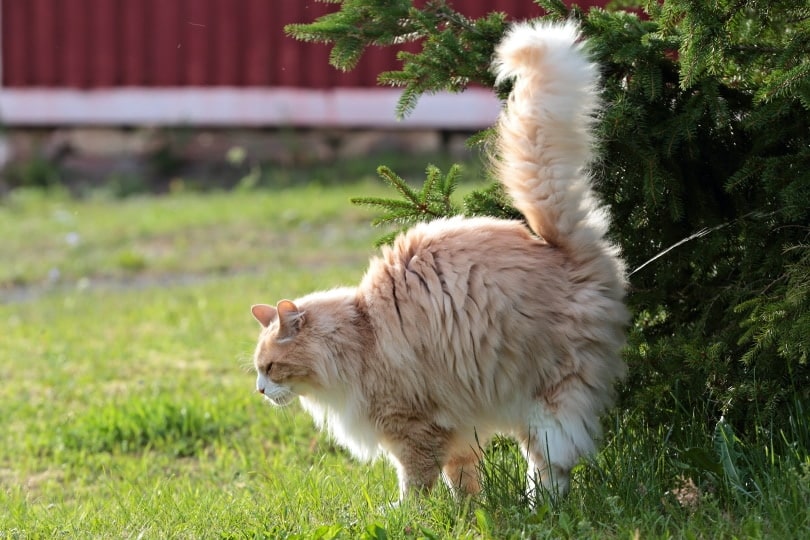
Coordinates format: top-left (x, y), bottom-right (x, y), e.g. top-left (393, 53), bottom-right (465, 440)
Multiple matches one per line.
top-left (0, 0), bottom-right (603, 194)
top-left (6, 3), bottom-right (809, 537)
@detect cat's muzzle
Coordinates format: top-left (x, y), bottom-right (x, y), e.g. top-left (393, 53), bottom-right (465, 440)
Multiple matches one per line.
top-left (257, 386), bottom-right (295, 407)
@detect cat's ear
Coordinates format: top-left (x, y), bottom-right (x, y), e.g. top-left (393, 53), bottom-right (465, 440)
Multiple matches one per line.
top-left (276, 299), bottom-right (304, 339)
top-left (251, 304), bottom-right (277, 328)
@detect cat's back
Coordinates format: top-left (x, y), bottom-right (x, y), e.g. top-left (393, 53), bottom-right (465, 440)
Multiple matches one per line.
top-left (355, 216), bottom-right (581, 408)
top-left (353, 213), bottom-right (626, 422)
top-left (365, 215), bottom-right (560, 295)
top-left (360, 215), bottom-right (573, 351)
top-left (393, 215), bottom-right (541, 259)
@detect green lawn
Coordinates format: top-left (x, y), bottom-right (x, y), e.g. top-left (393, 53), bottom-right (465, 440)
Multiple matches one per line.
top-left (1, 180), bottom-right (808, 538)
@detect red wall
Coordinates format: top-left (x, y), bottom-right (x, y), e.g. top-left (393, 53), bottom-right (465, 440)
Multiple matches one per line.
top-left (2, 0), bottom-right (607, 89)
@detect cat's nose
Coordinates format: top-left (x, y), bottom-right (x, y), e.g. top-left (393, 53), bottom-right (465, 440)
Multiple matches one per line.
top-left (257, 387), bottom-right (265, 395)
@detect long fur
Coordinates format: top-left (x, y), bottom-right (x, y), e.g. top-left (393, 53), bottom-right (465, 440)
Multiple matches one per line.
top-left (251, 21), bottom-right (629, 502)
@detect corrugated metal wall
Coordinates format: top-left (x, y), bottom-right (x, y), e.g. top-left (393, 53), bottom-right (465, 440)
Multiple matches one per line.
top-left (1, 0), bottom-right (607, 89)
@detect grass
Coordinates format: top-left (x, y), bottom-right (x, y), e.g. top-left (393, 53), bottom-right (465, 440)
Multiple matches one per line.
top-left (1, 170), bottom-right (808, 538)
top-left (0, 184), bottom-right (378, 292)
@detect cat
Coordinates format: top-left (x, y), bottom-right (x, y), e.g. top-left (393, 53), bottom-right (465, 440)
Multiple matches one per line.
top-left (250, 20), bottom-right (628, 503)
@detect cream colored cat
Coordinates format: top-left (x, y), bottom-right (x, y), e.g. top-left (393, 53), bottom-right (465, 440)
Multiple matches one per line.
top-left (250, 21), bottom-right (628, 502)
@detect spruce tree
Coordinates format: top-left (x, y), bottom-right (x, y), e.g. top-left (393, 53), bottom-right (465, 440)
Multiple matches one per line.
top-left (287, 0), bottom-right (810, 429)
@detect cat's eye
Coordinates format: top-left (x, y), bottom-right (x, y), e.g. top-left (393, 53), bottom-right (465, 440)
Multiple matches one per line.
top-left (265, 363), bottom-right (274, 375)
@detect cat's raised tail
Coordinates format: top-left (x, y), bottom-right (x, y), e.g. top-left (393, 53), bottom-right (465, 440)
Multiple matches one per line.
top-left (492, 21), bottom-right (609, 261)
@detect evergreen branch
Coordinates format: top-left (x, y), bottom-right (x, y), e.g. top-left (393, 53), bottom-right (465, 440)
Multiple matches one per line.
top-left (464, 127), bottom-right (496, 148)
top-left (376, 166), bottom-right (421, 205)
top-left (438, 163), bottom-right (462, 214)
top-left (418, 164), bottom-right (441, 204)
top-left (371, 231), bottom-right (400, 247)
top-left (349, 197), bottom-right (416, 212)
top-left (284, 0), bottom-right (413, 71)
top-left (462, 183), bottom-right (522, 221)
top-left (757, 61), bottom-right (810, 103)
top-left (288, 0), bottom-right (509, 119)
top-left (292, 0), bottom-right (810, 427)
top-left (351, 163), bottom-right (463, 245)
top-left (431, 4), bottom-right (486, 36)
top-left (536, 0), bottom-right (570, 19)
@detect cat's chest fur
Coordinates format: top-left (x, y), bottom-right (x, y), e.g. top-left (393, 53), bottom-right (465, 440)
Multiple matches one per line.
top-left (299, 392), bottom-right (382, 461)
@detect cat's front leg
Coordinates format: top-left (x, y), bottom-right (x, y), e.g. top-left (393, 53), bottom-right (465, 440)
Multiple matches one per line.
top-left (382, 425), bottom-right (450, 501)
top-left (442, 449), bottom-right (482, 496)
top-left (389, 446), bottom-right (442, 500)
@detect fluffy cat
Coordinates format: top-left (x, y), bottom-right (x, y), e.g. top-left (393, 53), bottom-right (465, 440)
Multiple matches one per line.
top-left (250, 21), bottom-right (628, 502)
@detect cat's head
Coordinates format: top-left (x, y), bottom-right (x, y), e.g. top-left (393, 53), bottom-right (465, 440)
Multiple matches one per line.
top-left (251, 299), bottom-right (317, 406)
